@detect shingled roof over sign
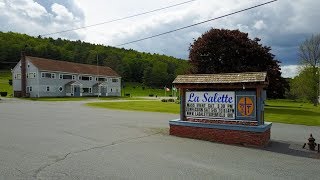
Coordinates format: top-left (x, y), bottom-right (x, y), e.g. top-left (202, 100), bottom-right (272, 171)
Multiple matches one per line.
top-left (26, 56), bottom-right (120, 77)
top-left (173, 72), bottom-right (267, 84)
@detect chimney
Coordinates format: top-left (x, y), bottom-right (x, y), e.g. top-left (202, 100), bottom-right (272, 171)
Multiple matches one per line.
top-left (21, 51), bottom-right (27, 97)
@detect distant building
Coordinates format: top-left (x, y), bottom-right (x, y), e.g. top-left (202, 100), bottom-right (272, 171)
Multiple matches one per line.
top-left (12, 53), bottom-right (121, 97)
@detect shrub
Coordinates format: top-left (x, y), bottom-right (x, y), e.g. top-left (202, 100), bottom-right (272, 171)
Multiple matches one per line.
top-left (168, 98), bottom-right (175, 102)
top-left (0, 92), bottom-right (8, 97)
top-left (161, 99), bottom-right (168, 102)
top-left (149, 94), bottom-right (154, 97)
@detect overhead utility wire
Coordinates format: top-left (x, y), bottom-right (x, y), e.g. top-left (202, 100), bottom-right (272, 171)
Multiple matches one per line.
top-left (40, 0), bottom-right (196, 37)
top-left (116, 0), bottom-right (277, 46)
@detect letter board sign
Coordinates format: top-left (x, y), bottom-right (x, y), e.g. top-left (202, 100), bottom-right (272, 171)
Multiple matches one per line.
top-left (185, 91), bottom-right (235, 119)
top-left (185, 91), bottom-right (257, 120)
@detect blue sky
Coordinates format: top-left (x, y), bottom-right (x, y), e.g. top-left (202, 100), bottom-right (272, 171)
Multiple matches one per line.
top-left (1, 0), bottom-right (319, 77)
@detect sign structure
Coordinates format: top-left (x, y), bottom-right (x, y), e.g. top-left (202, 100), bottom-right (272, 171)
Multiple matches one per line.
top-left (185, 91), bottom-right (235, 119)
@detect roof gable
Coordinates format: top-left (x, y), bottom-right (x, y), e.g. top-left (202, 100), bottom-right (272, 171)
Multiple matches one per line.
top-left (26, 56), bottom-right (120, 77)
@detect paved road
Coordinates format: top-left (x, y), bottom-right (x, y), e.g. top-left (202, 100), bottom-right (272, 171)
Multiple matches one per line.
top-left (0, 98), bottom-right (319, 179)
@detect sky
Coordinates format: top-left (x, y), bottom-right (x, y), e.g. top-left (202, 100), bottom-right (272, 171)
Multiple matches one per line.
top-left (1, 0), bottom-right (319, 78)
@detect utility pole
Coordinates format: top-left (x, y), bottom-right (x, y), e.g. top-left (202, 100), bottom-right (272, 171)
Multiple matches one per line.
top-left (97, 54), bottom-right (100, 98)
top-left (318, 62), bottom-right (320, 104)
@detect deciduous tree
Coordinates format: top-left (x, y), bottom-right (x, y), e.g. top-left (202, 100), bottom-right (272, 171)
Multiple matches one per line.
top-left (298, 34), bottom-right (320, 105)
top-left (189, 28), bottom-right (287, 98)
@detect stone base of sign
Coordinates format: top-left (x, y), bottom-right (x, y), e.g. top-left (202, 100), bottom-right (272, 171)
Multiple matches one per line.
top-left (169, 119), bottom-right (272, 147)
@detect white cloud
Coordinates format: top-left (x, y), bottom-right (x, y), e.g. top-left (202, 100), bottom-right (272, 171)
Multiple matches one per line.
top-left (280, 65), bottom-right (300, 78)
top-left (253, 20), bottom-right (266, 30)
top-left (51, 3), bottom-right (74, 21)
top-left (6, 0), bottom-right (48, 18)
top-left (0, 1), bottom-right (5, 8)
top-left (0, 0), bottom-right (84, 40)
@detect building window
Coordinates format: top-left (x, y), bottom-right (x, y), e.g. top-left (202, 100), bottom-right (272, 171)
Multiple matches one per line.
top-left (27, 64), bottom-right (30, 68)
top-left (72, 75), bottom-right (76, 80)
top-left (27, 86), bottom-right (32, 92)
top-left (82, 88), bottom-right (90, 93)
top-left (41, 72), bottom-right (55, 79)
top-left (89, 87), bottom-right (92, 93)
top-left (97, 77), bottom-right (105, 81)
top-left (95, 77), bottom-right (98, 81)
top-left (16, 74), bottom-right (21, 79)
top-left (60, 74), bottom-right (72, 79)
top-left (78, 76), bottom-right (81, 80)
top-left (28, 72), bottom-right (36, 79)
top-left (59, 86), bottom-right (63, 92)
top-left (110, 88), bottom-right (113, 92)
top-left (89, 76), bottom-right (93, 81)
top-left (112, 78), bottom-right (118, 83)
top-left (59, 74), bottom-right (63, 79)
top-left (46, 86), bottom-right (50, 92)
top-left (81, 76), bottom-right (90, 81)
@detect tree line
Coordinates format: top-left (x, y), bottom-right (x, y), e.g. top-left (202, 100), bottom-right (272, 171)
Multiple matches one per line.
top-left (3, 30), bottom-right (317, 102)
top-left (0, 31), bottom-right (189, 88)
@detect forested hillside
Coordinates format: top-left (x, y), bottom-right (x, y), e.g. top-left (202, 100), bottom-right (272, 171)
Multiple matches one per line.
top-left (0, 31), bottom-right (189, 87)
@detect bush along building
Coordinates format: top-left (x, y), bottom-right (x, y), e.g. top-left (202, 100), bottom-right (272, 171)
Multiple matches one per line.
top-left (12, 52), bottom-right (121, 98)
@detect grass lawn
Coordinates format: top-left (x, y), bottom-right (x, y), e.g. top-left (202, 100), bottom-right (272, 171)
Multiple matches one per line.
top-left (87, 101), bottom-right (180, 114)
top-left (265, 99), bottom-right (320, 126)
top-left (0, 70), bottom-right (13, 97)
top-left (87, 99), bottom-right (320, 126)
top-left (27, 96), bottom-right (146, 101)
top-left (123, 82), bottom-right (176, 97)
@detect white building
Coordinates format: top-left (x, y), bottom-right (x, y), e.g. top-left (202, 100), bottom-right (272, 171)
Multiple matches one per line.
top-left (12, 53), bottom-right (121, 97)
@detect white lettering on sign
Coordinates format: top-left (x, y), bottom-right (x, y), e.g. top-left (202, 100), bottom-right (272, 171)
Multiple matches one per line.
top-left (185, 91), bottom-right (235, 119)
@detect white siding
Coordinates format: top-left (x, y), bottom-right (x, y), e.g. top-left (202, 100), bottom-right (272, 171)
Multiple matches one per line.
top-left (12, 58), bottom-right (121, 97)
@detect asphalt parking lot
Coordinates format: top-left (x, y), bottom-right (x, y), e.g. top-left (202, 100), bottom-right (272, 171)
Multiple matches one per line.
top-left (0, 98), bottom-right (319, 179)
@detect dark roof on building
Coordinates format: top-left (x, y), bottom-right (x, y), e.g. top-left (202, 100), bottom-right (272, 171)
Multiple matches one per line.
top-left (26, 56), bottom-right (120, 77)
top-left (173, 72), bottom-right (267, 84)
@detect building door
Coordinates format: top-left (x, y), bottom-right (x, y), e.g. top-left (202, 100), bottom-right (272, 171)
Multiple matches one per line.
top-left (101, 87), bottom-right (107, 96)
top-left (74, 86), bottom-right (80, 97)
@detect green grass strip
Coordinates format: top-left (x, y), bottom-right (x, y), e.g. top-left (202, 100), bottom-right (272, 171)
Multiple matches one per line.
top-left (87, 101), bottom-right (179, 114)
top-left (87, 99), bottom-right (320, 126)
